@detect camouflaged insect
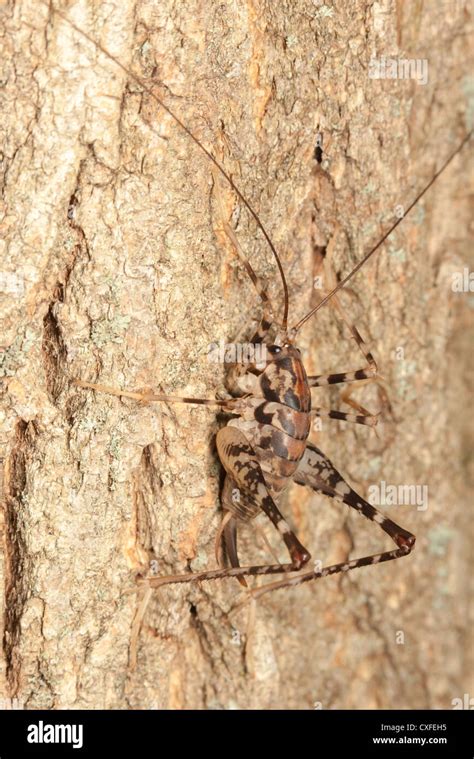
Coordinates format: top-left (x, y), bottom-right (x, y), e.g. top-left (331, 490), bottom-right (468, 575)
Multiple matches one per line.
top-left (58, 6), bottom-right (471, 599)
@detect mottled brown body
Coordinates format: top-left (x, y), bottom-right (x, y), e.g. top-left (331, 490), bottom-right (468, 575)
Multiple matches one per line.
top-left (225, 346), bottom-right (311, 507)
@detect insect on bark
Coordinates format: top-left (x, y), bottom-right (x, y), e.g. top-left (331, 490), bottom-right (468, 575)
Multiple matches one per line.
top-left (51, 5), bottom-right (472, 601)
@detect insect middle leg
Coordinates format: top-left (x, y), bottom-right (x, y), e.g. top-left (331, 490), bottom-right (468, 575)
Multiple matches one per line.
top-left (308, 258), bottom-right (379, 388)
top-left (308, 368), bottom-right (376, 387)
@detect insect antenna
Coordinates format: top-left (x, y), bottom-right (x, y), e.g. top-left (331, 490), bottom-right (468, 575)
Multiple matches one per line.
top-left (292, 129), bottom-right (473, 334)
top-left (47, 4), bottom-right (290, 331)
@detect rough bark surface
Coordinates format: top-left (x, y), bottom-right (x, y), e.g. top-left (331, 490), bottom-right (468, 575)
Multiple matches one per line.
top-left (0, 0), bottom-right (472, 709)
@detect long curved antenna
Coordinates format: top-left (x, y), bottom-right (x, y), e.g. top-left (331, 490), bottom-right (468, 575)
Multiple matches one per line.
top-left (292, 129), bottom-right (472, 334)
top-left (45, 3), bottom-right (290, 330)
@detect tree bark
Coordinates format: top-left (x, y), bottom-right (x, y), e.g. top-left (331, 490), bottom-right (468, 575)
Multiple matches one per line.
top-left (0, 0), bottom-right (472, 709)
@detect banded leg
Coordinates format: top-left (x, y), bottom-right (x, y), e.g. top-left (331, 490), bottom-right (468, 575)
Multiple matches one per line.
top-left (340, 378), bottom-right (393, 423)
top-left (223, 277), bottom-right (274, 392)
top-left (330, 293), bottom-right (377, 374)
top-left (249, 303), bottom-right (273, 346)
top-left (308, 369), bottom-right (376, 387)
top-left (74, 379), bottom-right (243, 410)
top-left (248, 442), bottom-right (415, 599)
top-left (224, 302), bottom-right (274, 394)
top-left (315, 257), bottom-right (378, 370)
top-left (308, 260), bottom-right (378, 387)
top-left (311, 407), bottom-right (378, 427)
top-left (140, 426), bottom-right (311, 588)
top-left (219, 221), bottom-right (275, 390)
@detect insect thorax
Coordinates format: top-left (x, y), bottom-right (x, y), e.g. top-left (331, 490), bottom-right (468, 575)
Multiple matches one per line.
top-left (223, 350), bottom-right (312, 513)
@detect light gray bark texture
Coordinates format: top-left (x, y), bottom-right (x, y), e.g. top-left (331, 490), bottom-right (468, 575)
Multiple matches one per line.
top-left (0, 0), bottom-right (473, 709)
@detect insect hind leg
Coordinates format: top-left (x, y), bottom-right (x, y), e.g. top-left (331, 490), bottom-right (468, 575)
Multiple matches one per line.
top-left (139, 427), bottom-right (311, 589)
top-left (248, 443), bottom-right (415, 599)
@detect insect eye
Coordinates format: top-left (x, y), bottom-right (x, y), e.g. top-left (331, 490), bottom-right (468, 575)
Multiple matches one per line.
top-left (269, 344), bottom-right (282, 354)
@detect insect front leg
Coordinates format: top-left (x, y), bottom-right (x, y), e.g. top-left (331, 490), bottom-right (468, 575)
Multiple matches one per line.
top-left (250, 442), bottom-right (415, 599)
top-left (222, 304), bottom-right (274, 399)
top-left (73, 380), bottom-right (243, 411)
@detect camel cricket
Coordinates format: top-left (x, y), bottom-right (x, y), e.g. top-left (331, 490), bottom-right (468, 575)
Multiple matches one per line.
top-left (50, 6), bottom-right (472, 601)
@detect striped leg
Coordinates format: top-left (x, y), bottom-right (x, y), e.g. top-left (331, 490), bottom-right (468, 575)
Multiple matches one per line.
top-left (250, 304), bottom-right (273, 345)
top-left (216, 427), bottom-right (311, 569)
top-left (330, 294), bottom-right (377, 374)
top-left (73, 380), bottom-right (244, 410)
top-left (140, 426), bottom-right (311, 588)
top-left (224, 303), bottom-right (274, 395)
top-left (308, 368), bottom-right (376, 387)
top-left (248, 442), bottom-right (415, 599)
top-left (311, 407), bottom-right (378, 427)
top-left (308, 259), bottom-right (378, 388)
top-left (340, 382), bottom-right (374, 417)
top-left (340, 378), bottom-right (393, 422)
top-left (220, 246), bottom-right (274, 394)
top-left (316, 256), bottom-right (378, 370)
